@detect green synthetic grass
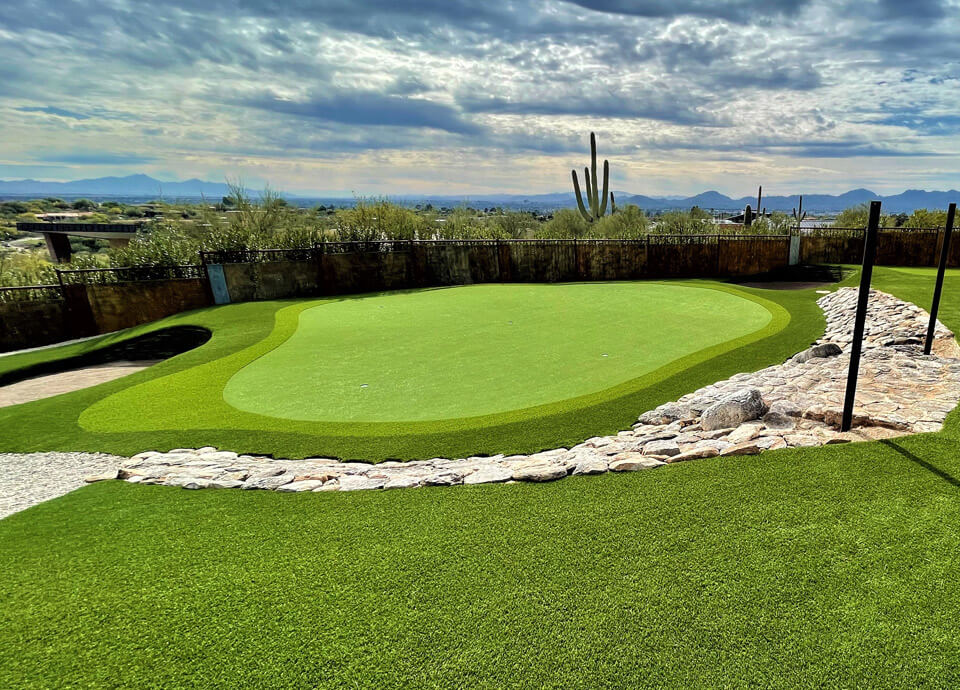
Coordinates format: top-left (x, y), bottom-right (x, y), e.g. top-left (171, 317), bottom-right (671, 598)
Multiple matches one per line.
top-left (4, 267), bottom-right (960, 686)
top-left (4, 437), bottom-right (960, 688)
top-left (225, 283), bottom-right (773, 421)
top-left (0, 280), bottom-right (811, 460)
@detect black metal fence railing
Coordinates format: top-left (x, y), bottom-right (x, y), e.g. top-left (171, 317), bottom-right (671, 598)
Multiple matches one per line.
top-left (56, 264), bottom-right (206, 286)
top-left (16, 222), bottom-right (145, 234)
top-left (0, 285), bottom-right (64, 303)
top-left (199, 248), bottom-right (319, 264)
top-left (802, 225), bottom-right (944, 237)
top-left (199, 234), bottom-right (795, 264)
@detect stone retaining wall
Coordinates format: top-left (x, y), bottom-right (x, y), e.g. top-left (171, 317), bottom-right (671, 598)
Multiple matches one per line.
top-left (0, 299), bottom-right (69, 352)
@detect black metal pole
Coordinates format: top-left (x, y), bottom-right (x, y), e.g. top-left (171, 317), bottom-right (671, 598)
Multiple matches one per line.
top-left (924, 202), bottom-right (956, 355)
top-left (841, 200), bottom-right (882, 432)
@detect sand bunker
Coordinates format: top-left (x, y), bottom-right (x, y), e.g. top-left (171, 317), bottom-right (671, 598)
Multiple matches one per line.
top-left (0, 360), bottom-right (161, 408)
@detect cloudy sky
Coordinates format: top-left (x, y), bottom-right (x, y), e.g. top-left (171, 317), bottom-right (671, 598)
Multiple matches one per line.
top-left (1, 0), bottom-right (959, 196)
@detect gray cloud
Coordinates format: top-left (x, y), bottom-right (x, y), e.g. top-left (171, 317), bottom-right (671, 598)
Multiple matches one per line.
top-left (0, 0), bottom-right (958, 190)
top-left (458, 94), bottom-right (725, 126)
top-left (17, 106), bottom-right (90, 120)
top-left (868, 113), bottom-right (960, 137)
top-left (563, 0), bottom-right (811, 21)
top-left (35, 152), bottom-right (158, 165)
top-left (239, 91), bottom-right (484, 135)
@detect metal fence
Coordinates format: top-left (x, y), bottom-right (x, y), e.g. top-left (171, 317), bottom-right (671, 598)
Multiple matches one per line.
top-left (801, 225), bottom-right (944, 237)
top-left (55, 264), bottom-right (206, 286)
top-left (5, 228), bottom-right (952, 302)
top-left (16, 222), bottom-right (145, 234)
top-left (0, 284), bottom-right (63, 303)
top-left (198, 234), bottom-right (792, 264)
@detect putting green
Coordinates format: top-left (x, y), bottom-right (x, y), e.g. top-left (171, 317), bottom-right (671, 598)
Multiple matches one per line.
top-left (223, 283), bottom-right (772, 422)
top-left (0, 277), bottom-right (815, 460)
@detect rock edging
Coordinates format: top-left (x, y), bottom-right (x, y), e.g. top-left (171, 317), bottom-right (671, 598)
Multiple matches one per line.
top-left (102, 288), bottom-right (960, 494)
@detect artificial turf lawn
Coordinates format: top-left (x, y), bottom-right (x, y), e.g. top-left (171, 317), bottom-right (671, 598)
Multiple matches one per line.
top-left (3, 267), bottom-right (960, 686)
top-left (0, 280), bottom-right (807, 460)
top-left (225, 283), bottom-right (772, 421)
top-left (4, 435), bottom-right (960, 687)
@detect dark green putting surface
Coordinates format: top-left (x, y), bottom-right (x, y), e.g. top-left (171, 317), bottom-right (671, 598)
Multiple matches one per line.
top-left (224, 283), bottom-right (772, 421)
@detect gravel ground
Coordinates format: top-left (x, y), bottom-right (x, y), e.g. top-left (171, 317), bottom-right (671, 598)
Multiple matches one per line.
top-left (0, 453), bottom-right (124, 520)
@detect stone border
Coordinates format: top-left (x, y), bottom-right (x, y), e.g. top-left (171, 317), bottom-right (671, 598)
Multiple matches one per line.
top-left (98, 288), bottom-right (960, 494)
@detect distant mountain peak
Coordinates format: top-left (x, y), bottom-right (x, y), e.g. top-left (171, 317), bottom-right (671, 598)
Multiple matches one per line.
top-left (0, 174), bottom-right (957, 213)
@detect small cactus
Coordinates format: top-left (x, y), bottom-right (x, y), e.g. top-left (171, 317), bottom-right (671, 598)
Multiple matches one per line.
top-left (572, 132), bottom-right (611, 222)
top-left (744, 204), bottom-right (753, 227)
top-left (610, 191), bottom-right (617, 214)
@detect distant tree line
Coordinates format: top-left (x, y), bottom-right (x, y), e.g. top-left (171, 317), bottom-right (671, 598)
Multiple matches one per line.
top-left (1, 187), bottom-right (957, 282)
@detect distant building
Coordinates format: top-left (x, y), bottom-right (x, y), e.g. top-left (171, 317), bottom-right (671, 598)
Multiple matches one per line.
top-left (17, 221), bottom-right (145, 263)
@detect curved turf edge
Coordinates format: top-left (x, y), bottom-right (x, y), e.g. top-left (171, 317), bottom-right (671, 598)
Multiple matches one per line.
top-left (81, 282), bottom-right (786, 434)
top-left (0, 280), bottom-right (825, 460)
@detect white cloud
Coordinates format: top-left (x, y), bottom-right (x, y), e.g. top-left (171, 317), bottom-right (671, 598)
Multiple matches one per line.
top-left (0, 0), bottom-right (958, 195)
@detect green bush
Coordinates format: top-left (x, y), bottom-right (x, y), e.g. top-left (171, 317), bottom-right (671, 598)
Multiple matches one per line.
top-left (591, 205), bottom-right (649, 239)
top-left (537, 209), bottom-right (590, 238)
top-left (654, 208), bottom-right (713, 234)
top-left (833, 203), bottom-right (894, 228)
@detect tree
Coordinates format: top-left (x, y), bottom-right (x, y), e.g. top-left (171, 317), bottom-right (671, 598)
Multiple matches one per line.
top-left (592, 204), bottom-right (649, 238)
top-left (903, 208), bottom-right (948, 229)
top-left (834, 203), bottom-right (892, 228)
top-left (71, 198), bottom-right (96, 211)
top-left (537, 209), bottom-right (590, 239)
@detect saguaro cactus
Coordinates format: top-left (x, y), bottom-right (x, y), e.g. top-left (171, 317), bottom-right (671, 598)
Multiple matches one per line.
top-left (793, 195), bottom-right (807, 224)
top-left (744, 204), bottom-right (754, 227)
top-left (572, 132), bottom-right (612, 222)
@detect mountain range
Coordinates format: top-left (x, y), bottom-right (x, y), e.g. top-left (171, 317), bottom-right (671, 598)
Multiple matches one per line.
top-left (0, 174), bottom-right (236, 199)
top-left (1, 174), bottom-right (958, 214)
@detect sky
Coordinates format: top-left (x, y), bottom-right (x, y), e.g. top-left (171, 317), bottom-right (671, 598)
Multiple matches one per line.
top-left (0, 0), bottom-right (959, 197)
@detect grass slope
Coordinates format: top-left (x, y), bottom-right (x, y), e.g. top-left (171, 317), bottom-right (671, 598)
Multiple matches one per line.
top-left (0, 280), bottom-right (812, 460)
top-left (3, 267), bottom-right (960, 686)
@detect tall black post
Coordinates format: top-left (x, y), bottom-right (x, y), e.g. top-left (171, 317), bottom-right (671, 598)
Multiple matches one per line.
top-left (841, 200), bottom-right (882, 432)
top-left (924, 202), bottom-right (956, 355)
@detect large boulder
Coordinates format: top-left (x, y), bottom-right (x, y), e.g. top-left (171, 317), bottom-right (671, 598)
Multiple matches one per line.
top-left (701, 388), bottom-right (768, 431)
top-left (792, 343), bottom-right (843, 364)
top-left (762, 400), bottom-right (801, 429)
top-left (637, 402), bottom-right (692, 426)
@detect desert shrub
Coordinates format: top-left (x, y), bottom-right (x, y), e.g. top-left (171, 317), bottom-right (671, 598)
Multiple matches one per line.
top-left (112, 225), bottom-right (201, 266)
top-left (435, 207), bottom-right (485, 239)
top-left (834, 203), bottom-right (893, 228)
top-left (0, 250), bottom-right (58, 287)
top-left (537, 209), bottom-right (590, 238)
top-left (487, 211), bottom-right (538, 239)
top-left (654, 209), bottom-right (713, 234)
top-left (590, 205), bottom-right (649, 239)
top-left (332, 199), bottom-right (429, 241)
top-left (741, 211), bottom-right (792, 235)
